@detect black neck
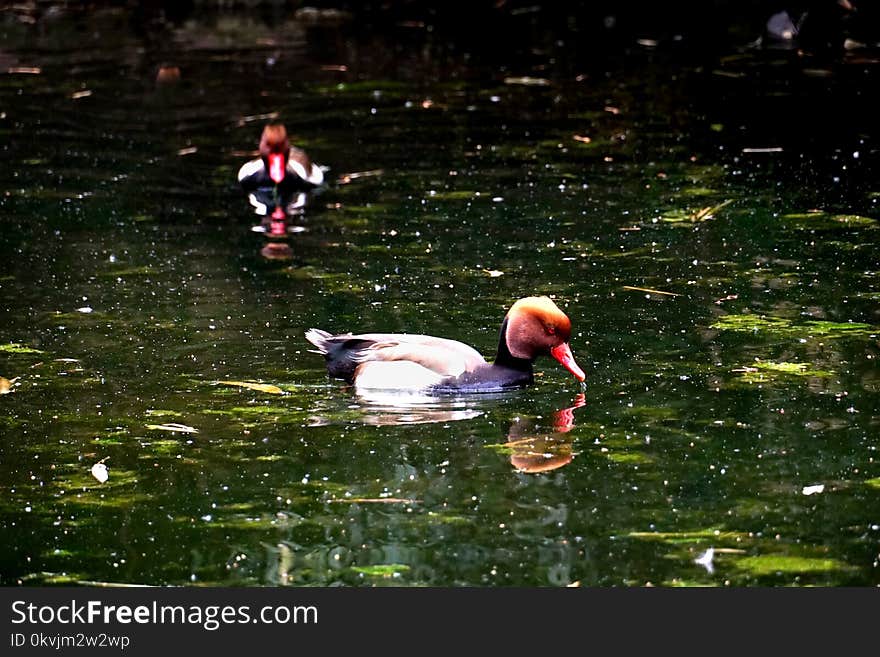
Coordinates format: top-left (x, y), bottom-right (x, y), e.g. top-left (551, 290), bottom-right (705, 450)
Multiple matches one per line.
top-left (494, 318), bottom-right (534, 373)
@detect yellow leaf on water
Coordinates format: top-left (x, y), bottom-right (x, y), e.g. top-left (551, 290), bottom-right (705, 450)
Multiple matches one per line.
top-left (146, 423), bottom-right (199, 433)
top-left (215, 381), bottom-right (284, 395)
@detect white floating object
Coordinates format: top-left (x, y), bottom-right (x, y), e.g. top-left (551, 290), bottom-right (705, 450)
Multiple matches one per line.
top-left (694, 547), bottom-right (715, 574)
top-left (90, 462), bottom-right (109, 484)
top-left (76, 307), bottom-right (94, 313)
top-left (802, 484), bottom-right (825, 496)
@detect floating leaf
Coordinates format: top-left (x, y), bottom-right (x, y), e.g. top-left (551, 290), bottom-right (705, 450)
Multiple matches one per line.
top-left (662, 199), bottom-right (732, 223)
top-left (90, 461), bottom-right (109, 484)
top-left (0, 343), bottom-right (44, 354)
top-left (350, 564), bottom-right (411, 577)
top-left (733, 554), bottom-right (851, 576)
top-left (215, 380), bottom-right (284, 395)
top-left (145, 409), bottom-right (183, 417)
top-left (692, 199), bottom-right (733, 221)
top-left (146, 423), bottom-right (199, 433)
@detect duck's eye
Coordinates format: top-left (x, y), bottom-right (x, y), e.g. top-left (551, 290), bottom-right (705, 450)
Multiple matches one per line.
top-left (546, 326), bottom-right (556, 335)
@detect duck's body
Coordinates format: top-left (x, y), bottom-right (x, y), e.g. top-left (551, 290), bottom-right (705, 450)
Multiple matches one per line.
top-left (306, 297), bottom-right (585, 393)
top-left (238, 123), bottom-right (324, 217)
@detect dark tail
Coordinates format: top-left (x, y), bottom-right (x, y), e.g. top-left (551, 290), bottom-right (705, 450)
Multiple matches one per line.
top-left (304, 328), bottom-right (362, 382)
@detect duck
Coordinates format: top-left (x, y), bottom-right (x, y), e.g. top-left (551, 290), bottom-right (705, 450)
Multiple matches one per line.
top-left (238, 122), bottom-right (324, 219)
top-left (305, 296), bottom-right (585, 393)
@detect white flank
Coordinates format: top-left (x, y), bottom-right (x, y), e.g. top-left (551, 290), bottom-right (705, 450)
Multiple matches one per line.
top-left (289, 160), bottom-right (325, 186)
top-left (354, 361), bottom-right (446, 391)
top-left (237, 158), bottom-right (264, 181)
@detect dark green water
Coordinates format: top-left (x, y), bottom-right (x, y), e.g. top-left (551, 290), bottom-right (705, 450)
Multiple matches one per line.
top-left (1, 8), bottom-right (879, 586)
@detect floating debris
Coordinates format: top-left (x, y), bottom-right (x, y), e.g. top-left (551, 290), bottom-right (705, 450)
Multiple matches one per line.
top-left (337, 169), bottom-right (384, 185)
top-left (156, 65), bottom-right (180, 85)
top-left (215, 380), bottom-right (285, 395)
top-left (692, 199), bottom-right (734, 221)
top-left (622, 285), bottom-right (681, 297)
top-left (503, 76), bottom-right (550, 86)
top-left (802, 484), bottom-right (825, 496)
top-left (70, 90), bottom-right (92, 99)
top-left (694, 547), bottom-right (715, 574)
top-left (90, 460), bottom-right (109, 484)
top-left (237, 111), bottom-right (279, 126)
top-left (330, 497), bottom-right (419, 504)
top-left (146, 423), bottom-right (199, 434)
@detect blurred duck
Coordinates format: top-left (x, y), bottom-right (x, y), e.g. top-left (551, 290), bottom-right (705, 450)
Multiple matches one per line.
top-left (306, 296), bottom-right (585, 393)
top-left (238, 123), bottom-right (324, 219)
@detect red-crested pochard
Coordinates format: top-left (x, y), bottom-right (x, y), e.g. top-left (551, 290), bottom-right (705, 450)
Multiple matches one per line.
top-left (305, 296), bottom-right (585, 393)
top-left (238, 122), bottom-right (324, 219)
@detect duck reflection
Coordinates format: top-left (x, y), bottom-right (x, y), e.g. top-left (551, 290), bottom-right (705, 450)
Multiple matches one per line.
top-left (351, 389), bottom-right (488, 426)
top-left (251, 203), bottom-right (309, 261)
top-left (503, 393), bottom-right (585, 473)
top-left (310, 391), bottom-right (586, 473)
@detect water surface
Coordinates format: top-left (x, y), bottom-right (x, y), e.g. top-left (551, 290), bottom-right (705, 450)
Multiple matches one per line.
top-left (1, 7), bottom-right (879, 586)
